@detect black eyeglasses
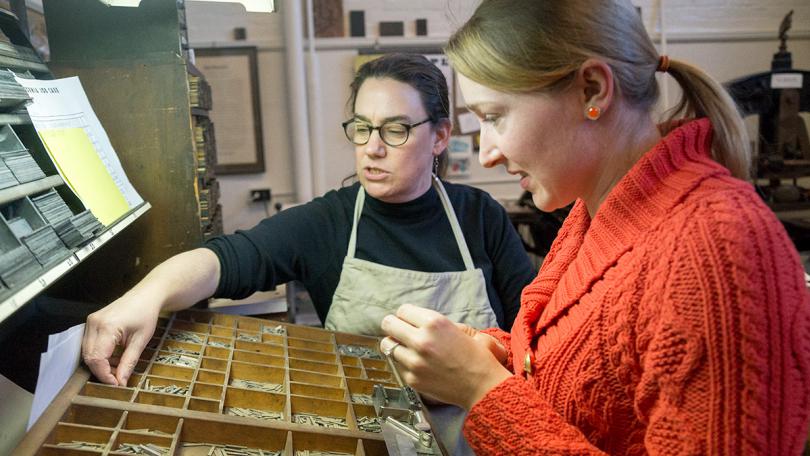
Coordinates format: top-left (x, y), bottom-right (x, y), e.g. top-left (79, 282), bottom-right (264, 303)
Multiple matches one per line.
top-left (342, 118), bottom-right (432, 147)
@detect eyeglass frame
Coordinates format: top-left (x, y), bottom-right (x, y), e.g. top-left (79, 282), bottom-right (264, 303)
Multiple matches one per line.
top-left (341, 117), bottom-right (433, 147)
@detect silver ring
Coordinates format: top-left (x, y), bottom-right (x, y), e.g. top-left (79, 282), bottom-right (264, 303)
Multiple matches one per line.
top-left (383, 341), bottom-right (401, 357)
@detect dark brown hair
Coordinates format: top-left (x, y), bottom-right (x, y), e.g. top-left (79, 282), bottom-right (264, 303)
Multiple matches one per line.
top-left (346, 53), bottom-right (451, 178)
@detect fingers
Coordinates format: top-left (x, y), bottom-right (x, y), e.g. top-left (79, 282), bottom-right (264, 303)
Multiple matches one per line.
top-left (380, 336), bottom-right (399, 355)
top-left (82, 323), bottom-right (119, 385)
top-left (394, 304), bottom-right (445, 328)
top-left (115, 333), bottom-right (148, 386)
top-left (473, 332), bottom-right (508, 365)
top-left (384, 304), bottom-right (457, 345)
top-left (454, 322), bottom-right (478, 338)
top-left (379, 336), bottom-right (419, 369)
top-left (380, 313), bottom-right (420, 348)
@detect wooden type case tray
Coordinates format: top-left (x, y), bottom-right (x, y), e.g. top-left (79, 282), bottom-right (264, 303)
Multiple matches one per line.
top-left (17, 309), bottom-right (402, 455)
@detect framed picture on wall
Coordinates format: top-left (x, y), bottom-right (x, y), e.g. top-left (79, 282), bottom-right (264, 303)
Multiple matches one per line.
top-left (194, 46), bottom-right (265, 174)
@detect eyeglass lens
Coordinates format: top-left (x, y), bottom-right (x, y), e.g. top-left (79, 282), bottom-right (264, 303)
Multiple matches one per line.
top-left (345, 121), bottom-right (410, 146)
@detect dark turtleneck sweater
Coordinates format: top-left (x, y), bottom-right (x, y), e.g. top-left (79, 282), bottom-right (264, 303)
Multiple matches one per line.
top-left (205, 180), bottom-right (535, 330)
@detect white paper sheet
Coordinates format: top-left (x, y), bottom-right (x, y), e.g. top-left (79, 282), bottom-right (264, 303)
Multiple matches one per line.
top-left (0, 373), bottom-right (33, 455)
top-left (187, 0), bottom-right (275, 13)
top-left (14, 75), bottom-right (144, 210)
top-left (98, 0), bottom-right (142, 6)
top-left (27, 324), bottom-right (85, 430)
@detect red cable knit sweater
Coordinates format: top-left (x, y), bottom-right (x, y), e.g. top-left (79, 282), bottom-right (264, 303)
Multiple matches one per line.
top-left (464, 119), bottom-right (810, 455)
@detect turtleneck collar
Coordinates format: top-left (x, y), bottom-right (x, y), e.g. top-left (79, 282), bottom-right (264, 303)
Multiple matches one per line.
top-left (362, 180), bottom-right (441, 219)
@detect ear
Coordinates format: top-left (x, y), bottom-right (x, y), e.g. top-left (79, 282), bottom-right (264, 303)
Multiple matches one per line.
top-left (432, 118), bottom-right (452, 156)
top-left (575, 58), bottom-right (615, 114)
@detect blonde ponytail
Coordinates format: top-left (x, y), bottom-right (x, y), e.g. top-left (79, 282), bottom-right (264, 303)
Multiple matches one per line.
top-left (664, 59), bottom-right (751, 179)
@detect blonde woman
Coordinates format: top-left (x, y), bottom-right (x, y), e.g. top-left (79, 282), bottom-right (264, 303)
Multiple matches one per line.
top-left (381, 1), bottom-right (810, 454)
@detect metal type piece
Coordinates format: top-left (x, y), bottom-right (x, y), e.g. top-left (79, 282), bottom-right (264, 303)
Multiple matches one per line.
top-left (154, 353), bottom-right (199, 368)
top-left (350, 393), bottom-right (374, 405)
top-left (225, 406), bottom-right (284, 421)
top-left (116, 442), bottom-right (170, 455)
top-left (129, 428), bottom-right (173, 436)
top-left (337, 344), bottom-right (383, 360)
top-left (182, 442), bottom-right (281, 456)
top-left (294, 451), bottom-right (353, 456)
top-left (166, 346), bottom-right (200, 355)
top-left (292, 412), bottom-right (348, 429)
top-left (55, 440), bottom-right (107, 451)
top-left (143, 379), bottom-right (189, 395)
top-left (237, 333), bottom-right (261, 342)
top-left (166, 331), bottom-right (204, 344)
top-left (231, 378), bottom-right (284, 393)
top-left (357, 415), bottom-right (383, 433)
top-left (261, 324), bottom-right (286, 335)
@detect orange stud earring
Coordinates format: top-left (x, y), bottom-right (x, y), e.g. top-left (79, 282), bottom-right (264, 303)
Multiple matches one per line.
top-left (585, 105), bottom-right (601, 121)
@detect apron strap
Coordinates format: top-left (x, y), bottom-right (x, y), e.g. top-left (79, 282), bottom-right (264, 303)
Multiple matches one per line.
top-left (433, 175), bottom-right (475, 270)
top-left (346, 186), bottom-right (365, 259)
top-left (346, 177), bottom-right (476, 271)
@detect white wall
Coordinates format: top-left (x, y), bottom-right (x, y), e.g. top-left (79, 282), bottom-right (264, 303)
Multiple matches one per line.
top-left (186, 0), bottom-right (810, 233)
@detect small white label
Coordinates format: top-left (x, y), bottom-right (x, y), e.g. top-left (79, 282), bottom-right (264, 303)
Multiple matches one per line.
top-left (771, 73), bottom-right (804, 89)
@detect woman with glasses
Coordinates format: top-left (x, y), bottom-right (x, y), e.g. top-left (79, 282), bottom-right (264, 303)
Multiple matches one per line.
top-left (318, 54), bottom-right (535, 338)
top-left (379, 1), bottom-right (810, 454)
top-left (81, 54), bottom-right (535, 403)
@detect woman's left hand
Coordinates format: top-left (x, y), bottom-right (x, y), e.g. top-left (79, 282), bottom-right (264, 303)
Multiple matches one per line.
top-left (380, 304), bottom-right (512, 410)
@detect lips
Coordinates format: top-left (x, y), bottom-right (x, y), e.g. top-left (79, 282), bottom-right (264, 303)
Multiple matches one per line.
top-left (364, 167), bottom-right (390, 181)
top-left (519, 175), bottom-right (531, 190)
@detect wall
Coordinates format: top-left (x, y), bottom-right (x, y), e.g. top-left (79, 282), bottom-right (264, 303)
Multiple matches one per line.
top-left (186, 2), bottom-right (294, 233)
top-left (186, 0), bottom-right (810, 233)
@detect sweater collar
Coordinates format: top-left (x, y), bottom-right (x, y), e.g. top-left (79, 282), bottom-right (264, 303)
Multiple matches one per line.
top-left (518, 118), bottom-right (730, 344)
top-left (582, 117), bottom-right (725, 259)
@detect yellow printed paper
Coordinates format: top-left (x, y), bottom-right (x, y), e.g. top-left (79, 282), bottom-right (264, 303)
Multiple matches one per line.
top-left (39, 128), bottom-right (129, 225)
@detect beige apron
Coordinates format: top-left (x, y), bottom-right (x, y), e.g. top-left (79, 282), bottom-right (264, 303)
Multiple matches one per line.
top-left (325, 175), bottom-right (498, 335)
top-left (325, 176), bottom-right (493, 456)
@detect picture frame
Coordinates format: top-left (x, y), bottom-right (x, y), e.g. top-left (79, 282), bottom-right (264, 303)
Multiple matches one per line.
top-left (194, 46), bottom-right (265, 174)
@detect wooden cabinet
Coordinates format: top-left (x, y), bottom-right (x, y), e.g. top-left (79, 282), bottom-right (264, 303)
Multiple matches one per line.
top-left (0, 7), bottom-right (153, 326)
top-left (42, 0), bottom-right (221, 303)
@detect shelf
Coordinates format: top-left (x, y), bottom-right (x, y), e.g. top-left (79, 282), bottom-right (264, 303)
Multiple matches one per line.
top-left (0, 112), bottom-right (31, 125)
top-left (0, 174), bottom-right (64, 205)
top-left (0, 53), bottom-right (48, 73)
top-left (0, 202), bottom-right (151, 324)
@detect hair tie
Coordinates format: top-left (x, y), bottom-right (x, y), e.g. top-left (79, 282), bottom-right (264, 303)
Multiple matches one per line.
top-left (657, 55), bottom-right (670, 73)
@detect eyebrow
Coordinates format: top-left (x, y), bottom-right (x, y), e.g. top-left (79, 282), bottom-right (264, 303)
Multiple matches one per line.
top-left (353, 114), bottom-right (412, 123)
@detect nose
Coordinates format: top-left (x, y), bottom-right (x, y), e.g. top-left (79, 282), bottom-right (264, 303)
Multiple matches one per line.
top-left (364, 129), bottom-right (386, 157)
top-left (478, 140), bottom-right (505, 168)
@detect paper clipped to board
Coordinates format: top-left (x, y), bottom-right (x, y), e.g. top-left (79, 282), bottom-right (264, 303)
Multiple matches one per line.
top-left (14, 75), bottom-right (144, 226)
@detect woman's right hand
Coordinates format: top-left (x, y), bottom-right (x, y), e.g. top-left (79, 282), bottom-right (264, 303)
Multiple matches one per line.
top-left (82, 294), bottom-right (162, 386)
top-left (81, 249), bottom-right (221, 386)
